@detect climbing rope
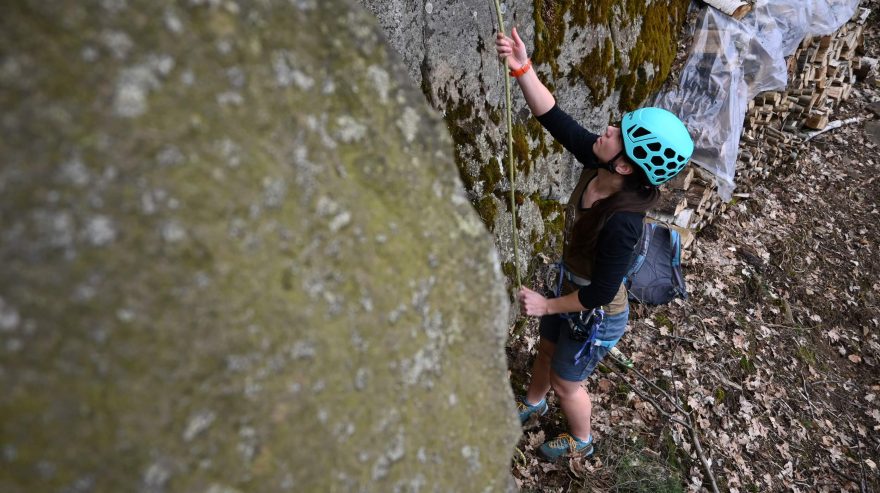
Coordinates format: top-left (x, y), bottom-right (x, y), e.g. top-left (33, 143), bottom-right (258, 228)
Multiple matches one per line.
top-left (491, 0), bottom-right (522, 288)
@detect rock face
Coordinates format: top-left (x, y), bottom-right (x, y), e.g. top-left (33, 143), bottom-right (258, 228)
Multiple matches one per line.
top-left (359, 0), bottom-right (690, 278)
top-left (0, 1), bottom-right (518, 491)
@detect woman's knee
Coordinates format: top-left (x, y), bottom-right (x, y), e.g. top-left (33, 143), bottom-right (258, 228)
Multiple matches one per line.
top-left (549, 372), bottom-right (583, 399)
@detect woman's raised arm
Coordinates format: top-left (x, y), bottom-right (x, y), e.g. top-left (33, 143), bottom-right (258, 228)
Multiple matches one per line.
top-left (495, 27), bottom-right (555, 117)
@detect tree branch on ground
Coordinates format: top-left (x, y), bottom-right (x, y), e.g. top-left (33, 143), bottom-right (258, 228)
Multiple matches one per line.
top-left (605, 353), bottom-right (721, 493)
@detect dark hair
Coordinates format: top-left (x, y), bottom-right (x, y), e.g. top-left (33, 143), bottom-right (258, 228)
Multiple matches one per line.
top-left (571, 159), bottom-right (659, 255)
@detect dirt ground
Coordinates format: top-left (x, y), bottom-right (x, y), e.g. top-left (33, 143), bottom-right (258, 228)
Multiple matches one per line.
top-left (506, 3), bottom-right (880, 492)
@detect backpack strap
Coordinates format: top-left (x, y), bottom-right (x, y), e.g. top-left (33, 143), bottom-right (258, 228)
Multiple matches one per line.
top-left (623, 222), bottom-right (653, 286)
top-left (669, 229), bottom-right (681, 268)
top-left (667, 228), bottom-right (688, 299)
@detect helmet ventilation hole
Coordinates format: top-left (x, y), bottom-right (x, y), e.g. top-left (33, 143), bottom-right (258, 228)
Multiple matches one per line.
top-left (631, 127), bottom-right (650, 138)
top-left (633, 146), bottom-right (648, 159)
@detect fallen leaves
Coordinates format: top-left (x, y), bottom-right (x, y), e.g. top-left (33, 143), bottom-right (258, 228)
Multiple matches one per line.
top-left (526, 430), bottom-right (545, 450)
top-left (597, 378), bottom-right (614, 393)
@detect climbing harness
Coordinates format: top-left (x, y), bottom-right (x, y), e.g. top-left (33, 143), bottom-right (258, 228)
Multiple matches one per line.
top-left (491, 0), bottom-right (522, 288)
top-left (550, 262), bottom-right (615, 365)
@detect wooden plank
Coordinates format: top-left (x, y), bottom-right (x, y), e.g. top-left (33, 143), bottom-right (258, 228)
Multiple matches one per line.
top-left (805, 113), bottom-right (829, 130)
top-left (825, 85), bottom-right (844, 100)
top-left (673, 198), bottom-right (689, 216)
top-left (702, 0), bottom-right (753, 19)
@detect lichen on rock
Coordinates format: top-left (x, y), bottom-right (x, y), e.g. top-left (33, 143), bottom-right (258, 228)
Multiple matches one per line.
top-left (0, 1), bottom-right (519, 491)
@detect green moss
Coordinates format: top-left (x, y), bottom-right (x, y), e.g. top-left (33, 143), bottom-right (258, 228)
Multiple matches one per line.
top-left (714, 386), bottom-right (726, 404)
top-left (654, 312), bottom-right (674, 330)
top-left (509, 123), bottom-right (532, 176)
top-left (796, 343), bottom-right (816, 365)
top-left (533, 194), bottom-right (564, 225)
top-left (532, 0), bottom-right (618, 79)
top-left (578, 0), bottom-right (617, 27)
top-left (529, 192), bottom-right (565, 256)
top-left (525, 117), bottom-right (550, 160)
top-left (475, 195), bottom-right (498, 231)
top-left (486, 104), bottom-right (502, 126)
top-left (531, 0), bottom-right (688, 111)
top-left (570, 37), bottom-right (617, 105)
top-left (531, 0), bottom-right (564, 77)
top-left (501, 261), bottom-right (516, 279)
top-left (616, 0), bottom-right (689, 112)
top-left (440, 97), bottom-right (487, 191)
top-left (481, 157), bottom-right (501, 189)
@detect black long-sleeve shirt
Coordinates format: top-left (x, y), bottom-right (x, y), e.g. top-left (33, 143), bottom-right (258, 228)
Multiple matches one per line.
top-left (536, 105), bottom-right (643, 310)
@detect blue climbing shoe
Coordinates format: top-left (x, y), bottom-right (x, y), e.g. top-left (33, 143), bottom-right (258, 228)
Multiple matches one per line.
top-left (517, 397), bottom-right (548, 424)
top-left (539, 433), bottom-right (594, 460)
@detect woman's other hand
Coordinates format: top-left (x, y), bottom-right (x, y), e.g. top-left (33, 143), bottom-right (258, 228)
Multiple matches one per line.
top-left (518, 286), bottom-right (550, 317)
top-left (495, 27), bottom-right (529, 71)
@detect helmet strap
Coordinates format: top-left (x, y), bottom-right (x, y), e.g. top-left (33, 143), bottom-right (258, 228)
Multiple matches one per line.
top-left (601, 149), bottom-right (626, 173)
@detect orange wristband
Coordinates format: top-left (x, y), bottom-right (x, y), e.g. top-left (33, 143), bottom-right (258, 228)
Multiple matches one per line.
top-left (509, 59), bottom-right (532, 78)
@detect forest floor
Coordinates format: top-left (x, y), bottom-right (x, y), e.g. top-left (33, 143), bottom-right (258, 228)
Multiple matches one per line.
top-left (506, 3), bottom-right (880, 492)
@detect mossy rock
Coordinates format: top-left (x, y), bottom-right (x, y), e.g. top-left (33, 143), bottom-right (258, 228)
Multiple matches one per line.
top-left (0, 1), bottom-right (519, 491)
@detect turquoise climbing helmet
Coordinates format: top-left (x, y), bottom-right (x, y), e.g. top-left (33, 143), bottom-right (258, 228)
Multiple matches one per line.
top-left (620, 107), bottom-right (694, 186)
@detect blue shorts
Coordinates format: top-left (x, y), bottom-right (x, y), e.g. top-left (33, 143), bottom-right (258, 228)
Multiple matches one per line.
top-left (539, 305), bottom-right (630, 382)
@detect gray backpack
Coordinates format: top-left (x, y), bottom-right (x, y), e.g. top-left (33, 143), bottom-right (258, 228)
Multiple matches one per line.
top-left (624, 223), bottom-right (687, 305)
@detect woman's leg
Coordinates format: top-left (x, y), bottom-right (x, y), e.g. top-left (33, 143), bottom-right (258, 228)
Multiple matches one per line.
top-left (525, 337), bottom-right (555, 405)
top-left (549, 370), bottom-right (592, 441)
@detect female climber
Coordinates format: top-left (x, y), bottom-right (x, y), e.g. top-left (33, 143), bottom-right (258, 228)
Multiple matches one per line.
top-left (495, 27), bottom-right (694, 460)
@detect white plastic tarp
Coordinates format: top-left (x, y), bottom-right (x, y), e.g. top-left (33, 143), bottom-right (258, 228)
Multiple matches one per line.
top-left (653, 0), bottom-right (861, 200)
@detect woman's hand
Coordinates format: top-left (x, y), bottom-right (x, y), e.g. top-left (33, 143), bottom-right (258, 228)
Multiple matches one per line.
top-left (518, 286), bottom-right (550, 317)
top-left (495, 27), bottom-right (529, 71)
